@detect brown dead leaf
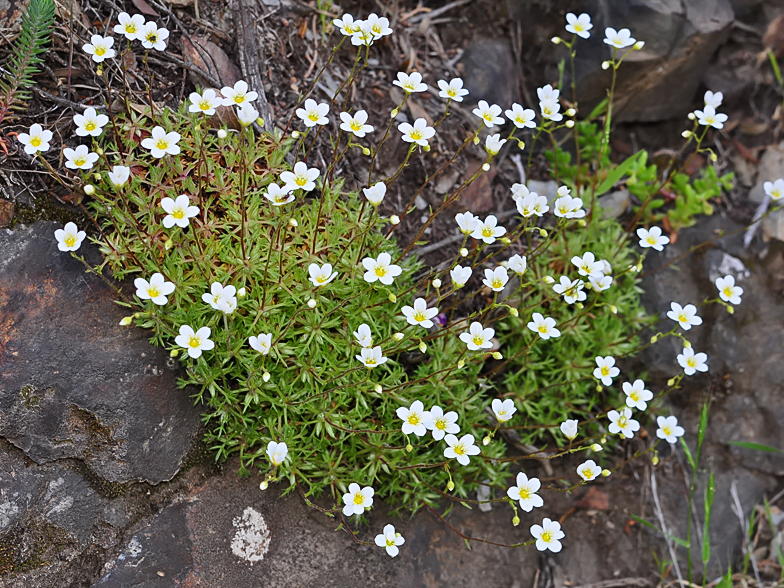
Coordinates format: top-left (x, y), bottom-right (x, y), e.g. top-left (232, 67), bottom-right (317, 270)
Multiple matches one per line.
top-left (0, 200), bottom-right (14, 228)
top-left (407, 98), bottom-right (433, 126)
top-left (459, 159), bottom-right (496, 213)
top-left (132, 0), bottom-right (159, 17)
top-left (763, 13), bottom-right (784, 59)
top-left (574, 487), bottom-right (609, 511)
top-left (181, 36), bottom-right (241, 89)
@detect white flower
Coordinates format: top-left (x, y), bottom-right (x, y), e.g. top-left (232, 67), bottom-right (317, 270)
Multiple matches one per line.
top-left (667, 302), bottom-right (703, 331)
top-left (553, 195), bottom-right (585, 218)
top-left (537, 85), bottom-right (560, 103)
top-left (437, 78), bottom-right (469, 102)
top-left (350, 22), bottom-right (376, 47)
top-left (460, 321), bottom-right (494, 351)
top-left (202, 282), bottom-right (237, 312)
top-left (637, 226), bottom-right (670, 251)
top-left (560, 419), bottom-right (578, 440)
top-left (677, 347), bottom-right (708, 376)
top-left (553, 276), bottom-right (586, 304)
top-left (492, 398), bottom-right (517, 422)
top-left (426, 406), bottom-right (459, 441)
top-left (505, 103), bottom-right (536, 128)
top-left (54, 222), bottom-right (86, 252)
top-left (704, 90), bottom-right (723, 109)
top-left (603, 27), bottom-right (635, 49)
top-left (694, 105), bottom-right (728, 129)
top-left (189, 89), bottom-right (222, 116)
top-left (134, 273), bottom-right (175, 305)
top-left (623, 379), bottom-right (653, 411)
top-left (396, 400), bottom-right (431, 437)
top-left (221, 80), bottom-right (257, 107)
top-left (17, 123), bottom-right (52, 154)
top-left (656, 416), bottom-right (685, 444)
top-left (472, 100), bottom-right (504, 127)
top-left (484, 133), bottom-right (506, 156)
top-left (608, 407), bottom-right (640, 439)
top-left (571, 252), bottom-right (603, 278)
top-left (82, 35), bottom-right (115, 62)
top-left (340, 110), bottom-right (374, 138)
top-left (249, 333), bottom-right (273, 355)
top-left (715, 275), bottom-right (743, 305)
top-left (577, 459), bottom-right (601, 482)
top-left (589, 275), bottom-right (613, 292)
top-left (108, 165), bottom-right (130, 188)
top-left (264, 182), bottom-right (295, 206)
top-left (393, 71), bottom-right (427, 93)
top-left (175, 325), bottom-right (214, 359)
top-left (353, 324), bottom-right (372, 347)
top-left (161, 195), bottom-right (199, 228)
top-left (141, 126), bottom-right (181, 158)
top-left (593, 356), bottom-right (620, 386)
top-left (539, 98), bottom-right (563, 122)
top-left (566, 13), bottom-right (593, 39)
top-left (333, 13), bottom-right (362, 36)
top-left (365, 13), bottom-right (393, 39)
top-left (530, 518), bottom-right (565, 553)
top-left (308, 263), bottom-right (338, 287)
top-left (73, 107), bottom-right (109, 137)
top-left (342, 483), bottom-right (374, 516)
top-left (363, 182), bottom-right (386, 206)
top-left (398, 118), bottom-right (435, 147)
top-left (280, 162), bottom-right (320, 192)
top-left (362, 252), bottom-right (402, 285)
top-left (266, 441), bottom-right (288, 465)
top-left (375, 524), bottom-right (405, 557)
top-left (483, 266), bottom-right (509, 292)
top-left (114, 12), bottom-right (146, 40)
top-left (599, 259), bottom-right (613, 275)
top-left (63, 145), bottom-right (99, 170)
top-left (455, 211), bottom-right (479, 235)
top-left (508, 254), bottom-right (527, 275)
top-left (356, 346), bottom-right (388, 368)
top-left (140, 22), bottom-right (169, 51)
top-left (764, 178), bottom-right (784, 201)
top-left (443, 434), bottom-right (480, 466)
top-left (450, 265), bottom-right (472, 288)
top-left (471, 215), bottom-right (506, 244)
top-left (507, 473), bottom-right (543, 512)
top-left (237, 103), bottom-right (260, 126)
top-left (516, 192), bottom-right (549, 217)
top-left (401, 298), bottom-right (439, 329)
top-left (557, 185), bottom-right (571, 197)
top-left (527, 313), bottom-right (560, 340)
top-left (295, 98), bottom-right (330, 127)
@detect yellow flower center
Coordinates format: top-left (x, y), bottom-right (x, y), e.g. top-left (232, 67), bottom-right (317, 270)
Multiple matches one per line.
top-left (233, 95), bottom-right (244, 104)
top-left (447, 88), bottom-right (457, 97)
top-left (538, 324), bottom-right (548, 334)
top-left (452, 443), bottom-right (466, 456)
top-left (481, 226), bottom-right (494, 238)
top-left (723, 287), bottom-right (733, 298)
top-left (84, 120), bottom-right (97, 131)
top-left (491, 278), bottom-right (503, 289)
top-left (95, 45), bottom-right (106, 56)
top-left (413, 310), bottom-right (427, 322)
top-left (172, 208), bottom-right (185, 219)
top-left (630, 391), bottom-right (641, 402)
top-left (147, 286), bottom-right (161, 298)
top-left (540, 530), bottom-right (553, 543)
top-left (307, 111), bottom-right (320, 121)
top-left (64, 234), bottom-right (76, 248)
top-left (198, 99), bottom-right (212, 111)
top-left (686, 357), bottom-right (697, 368)
top-left (385, 537), bottom-right (396, 547)
top-left (188, 336), bottom-right (201, 348)
top-left (295, 175), bottom-right (307, 186)
top-left (316, 274), bottom-right (327, 283)
top-left (600, 366), bottom-right (610, 377)
top-left (574, 23), bottom-right (585, 31)
top-left (353, 493), bottom-right (365, 505)
top-left (662, 426), bottom-right (673, 437)
top-left (371, 23), bottom-right (382, 34)
top-left (374, 266), bottom-right (388, 277)
top-left (409, 129), bottom-right (424, 141)
top-left (618, 416), bottom-right (628, 428)
top-left (407, 414), bottom-right (421, 426)
top-left (558, 205), bottom-right (570, 214)
top-left (155, 138), bottom-right (169, 150)
top-left (147, 32), bottom-right (159, 43)
top-left (30, 136), bottom-right (42, 147)
top-left (677, 312), bottom-right (688, 323)
top-left (434, 418), bottom-right (447, 431)
top-left (73, 156), bottom-right (88, 166)
top-left (646, 236), bottom-right (658, 245)
top-left (126, 23), bottom-right (137, 33)
top-left (350, 120), bottom-right (363, 131)
top-left (471, 335), bottom-right (485, 347)
top-left (403, 82), bottom-right (416, 92)
top-left (518, 486), bottom-right (531, 500)
top-left (581, 468), bottom-right (595, 480)
top-left (365, 357), bottom-right (377, 366)
top-left (482, 113), bottom-right (494, 123)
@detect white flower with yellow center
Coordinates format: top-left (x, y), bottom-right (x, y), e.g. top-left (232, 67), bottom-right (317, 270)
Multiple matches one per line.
top-left (459, 321), bottom-right (494, 351)
top-left (471, 214), bottom-right (506, 244)
top-left (694, 105), bottom-right (728, 129)
top-left (505, 103), bottom-right (536, 128)
top-left (553, 195), bottom-right (585, 218)
top-left (715, 275), bottom-right (743, 305)
top-left (174, 325), bottom-right (214, 359)
top-left (202, 282), bottom-right (237, 313)
top-left (237, 103), bottom-right (259, 126)
top-left (450, 265), bottom-right (472, 288)
top-left (280, 161), bottom-right (320, 193)
top-left (401, 298), bottom-right (439, 329)
top-left (266, 441), bottom-right (288, 466)
top-left (577, 459), bottom-right (601, 482)
top-left (455, 211), bottom-right (479, 235)
top-left (365, 13), bottom-right (393, 39)
top-left (340, 109), bottom-right (375, 138)
top-left (507, 473), bottom-right (543, 512)
top-left (64, 145), bottom-right (99, 170)
top-left (363, 182), bottom-right (386, 206)
top-left (73, 107), bottom-right (109, 137)
top-left (396, 400), bottom-right (432, 437)
top-left (308, 262), bottom-right (338, 287)
top-left (527, 313), bottom-right (560, 340)
top-left (54, 222), bottom-right (86, 252)
top-left (677, 347), bottom-right (708, 376)
top-left (704, 91), bottom-right (723, 109)
top-left (492, 398), bottom-right (517, 423)
top-left (220, 80), bottom-right (257, 107)
top-left (623, 379), bottom-right (653, 411)
top-left (249, 333), bottom-right (273, 355)
top-left (603, 27), bottom-right (635, 49)
top-left (142, 126), bottom-right (181, 158)
top-left (764, 178), bottom-right (784, 201)
top-left (140, 22), bottom-right (169, 51)
top-left (443, 434), bottom-right (480, 466)
top-left (356, 346), bottom-right (388, 369)
top-left (539, 98), bottom-right (563, 122)
top-left (437, 78), bottom-right (469, 102)
top-left (426, 405), bottom-right (459, 441)
top-left (636, 226), bottom-right (670, 251)
top-left (82, 34), bottom-right (115, 63)
top-left (108, 165), bottom-right (131, 188)
top-left (565, 12), bottom-right (593, 39)
top-left (656, 416), bottom-right (685, 444)
top-left (264, 182), bottom-right (294, 206)
top-left (114, 12), bottom-right (145, 40)
top-left (375, 524), bottom-right (405, 557)
top-left (295, 99), bottom-right (329, 127)
top-left (342, 483), bottom-right (374, 516)
top-left (571, 251), bottom-right (603, 278)
top-left (398, 118), bottom-right (435, 147)
top-left (161, 195), bottom-right (199, 228)
top-left (593, 355), bottom-right (620, 386)
top-left (589, 275), bottom-right (613, 292)
top-left (608, 407), bottom-right (640, 439)
top-left (483, 266), bottom-right (509, 292)
top-left (333, 13), bottom-right (362, 36)
top-left (508, 254), bottom-right (527, 275)
top-left (472, 100), bottom-right (504, 127)
top-left (134, 272), bottom-right (175, 305)
top-left (560, 419), bottom-right (578, 440)
top-left (393, 71), bottom-right (428, 94)
top-left (485, 133), bottom-right (506, 155)
top-left (17, 123), bottom-right (52, 154)
top-left (188, 89), bottom-right (221, 116)
top-left (516, 192), bottom-right (549, 217)
top-left (667, 302), bottom-right (702, 331)
top-left (553, 276), bottom-right (586, 305)
top-left (362, 252), bottom-right (402, 285)
top-left (531, 518), bottom-right (565, 552)
top-left (353, 323), bottom-right (373, 348)
top-left (350, 22), bottom-right (376, 46)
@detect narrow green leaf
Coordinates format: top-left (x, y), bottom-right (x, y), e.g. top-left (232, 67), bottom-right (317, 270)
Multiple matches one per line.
top-left (716, 566), bottom-right (732, 588)
top-left (595, 151), bottom-right (644, 197)
top-left (681, 438), bottom-right (695, 470)
top-left (728, 440), bottom-right (782, 453)
top-left (630, 515), bottom-right (689, 548)
top-left (769, 49), bottom-right (784, 88)
top-left (702, 471), bottom-right (714, 565)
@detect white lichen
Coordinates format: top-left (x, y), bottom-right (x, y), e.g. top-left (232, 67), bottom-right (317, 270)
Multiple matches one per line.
top-left (231, 506), bottom-right (270, 564)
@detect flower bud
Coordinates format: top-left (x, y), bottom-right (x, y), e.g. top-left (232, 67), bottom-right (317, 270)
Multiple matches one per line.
top-left (500, 237), bottom-right (511, 245)
top-left (289, 218), bottom-right (298, 227)
top-left (393, 332), bottom-right (404, 341)
top-left (93, 172), bottom-right (101, 180)
top-left (682, 130), bottom-right (692, 138)
top-left (262, 371), bottom-right (271, 382)
top-left (610, 305), bottom-right (617, 314)
top-left (539, 229), bottom-right (548, 238)
top-left (391, 108), bottom-right (400, 118)
top-left (683, 339), bottom-right (691, 349)
top-left (687, 112), bottom-right (696, 121)
top-left (406, 443), bottom-right (413, 452)
top-left (307, 298), bottom-right (317, 308)
top-left (565, 120), bottom-right (575, 128)
top-left (170, 349), bottom-right (179, 357)
top-left (483, 436), bottom-right (491, 446)
top-left (362, 147), bottom-right (370, 156)
top-left (259, 480), bottom-right (269, 490)
top-left (390, 215), bottom-right (400, 225)
top-left (459, 247), bottom-right (469, 257)
top-left (509, 307), bottom-right (519, 317)
top-left (473, 135), bottom-right (480, 145)
top-left (578, 219), bottom-right (586, 227)
top-left (566, 108), bottom-right (576, 117)
top-left (576, 302), bottom-right (584, 310)
top-left (119, 316), bottom-right (133, 326)
top-left (238, 287), bottom-right (246, 297)
top-left (710, 152), bottom-right (718, 162)
top-left (374, 384), bottom-right (383, 394)
top-left (552, 36), bottom-right (562, 44)
top-left (447, 480), bottom-right (455, 491)
top-left (543, 275), bottom-right (555, 284)
top-left (727, 305), bottom-right (734, 314)
top-left (667, 378), bottom-right (676, 386)
top-left (432, 278), bottom-right (442, 289)
top-left (292, 130), bottom-right (300, 139)
top-left (423, 145), bottom-right (431, 152)
top-left (388, 293), bottom-right (397, 303)
top-left (492, 351), bottom-right (502, 360)
top-left (457, 359), bottom-right (465, 369)
top-left (602, 61), bottom-right (611, 70)
top-left (84, 184), bottom-right (95, 195)
top-left (517, 140), bottom-right (525, 150)
top-left (591, 443), bottom-right (603, 452)
top-left (601, 469), bottom-right (612, 477)
top-left (652, 452), bottom-right (660, 466)
top-left (633, 41), bottom-right (645, 50)
top-left (482, 163), bottom-right (490, 172)
top-left (256, 117), bottom-right (264, 127)
top-left (418, 341), bottom-right (427, 353)
top-left (512, 515), bottom-right (520, 526)
top-left (217, 129), bottom-right (228, 139)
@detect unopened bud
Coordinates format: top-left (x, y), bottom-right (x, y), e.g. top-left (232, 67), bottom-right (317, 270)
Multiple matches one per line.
top-left (566, 108), bottom-right (576, 117)
top-left (84, 184), bottom-right (95, 195)
top-left (473, 136), bottom-right (480, 145)
top-left (688, 112), bottom-right (696, 121)
top-left (362, 147), bottom-right (370, 156)
top-left (483, 436), bottom-right (491, 446)
top-left (164, 238), bottom-right (173, 251)
top-left (262, 371), bottom-right (271, 382)
top-left (459, 247), bottom-right (469, 257)
top-left (289, 218), bottom-right (298, 227)
top-left (457, 359), bottom-right (465, 369)
top-left (388, 293), bottom-right (397, 303)
top-left (393, 332), bottom-right (404, 341)
top-left (512, 515), bottom-right (520, 526)
top-left (576, 302), bottom-right (584, 310)
top-left (374, 384), bottom-right (383, 394)
top-left (119, 316), bottom-right (133, 326)
top-left (170, 348), bottom-right (179, 357)
top-left (406, 443), bottom-right (413, 452)
top-left (543, 275), bottom-right (555, 284)
top-left (419, 341), bottom-right (427, 353)
top-left (633, 41), bottom-right (645, 50)
top-left (683, 339), bottom-right (691, 349)
top-left (482, 163), bottom-right (490, 172)
top-left (601, 469), bottom-right (611, 477)
top-left (652, 452), bottom-right (660, 466)
top-left (292, 130), bottom-right (300, 138)
top-left (578, 219), bottom-right (586, 226)
top-left (93, 172), bottom-right (101, 181)
top-left (727, 305), bottom-right (734, 314)
top-left (710, 152), bottom-right (718, 162)
top-left (500, 237), bottom-right (511, 245)
top-left (423, 145), bottom-right (431, 152)
top-left (682, 130), bottom-right (692, 138)
top-left (602, 61), bottom-right (611, 70)
top-left (432, 278), bottom-right (442, 289)
top-left (509, 307), bottom-right (519, 317)
top-left (447, 480), bottom-right (455, 491)
top-left (390, 215), bottom-right (400, 225)
top-left (217, 129), bottom-right (228, 139)
top-left (591, 443), bottom-right (603, 452)
top-left (259, 480), bottom-right (269, 490)
top-left (667, 378), bottom-right (676, 386)
top-left (565, 120), bottom-right (575, 128)
top-left (518, 140), bottom-right (525, 150)
top-left (238, 287), bottom-right (246, 297)
top-left (552, 36), bottom-right (562, 44)
top-left (391, 108), bottom-right (400, 118)
top-left (539, 229), bottom-right (548, 238)
top-left (492, 351), bottom-right (502, 360)
top-left (256, 117), bottom-right (264, 127)
top-left (610, 305), bottom-right (617, 314)
top-left (307, 298), bottom-right (317, 308)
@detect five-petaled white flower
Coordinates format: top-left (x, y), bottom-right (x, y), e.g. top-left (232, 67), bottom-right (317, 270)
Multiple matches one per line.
top-left (353, 323), bottom-right (372, 347)
top-left (455, 211), bottom-right (479, 235)
top-left (656, 416), bottom-right (685, 444)
top-left (281, 161), bottom-right (320, 192)
top-left (531, 518), bottom-right (565, 553)
top-left (401, 298), bottom-right (439, 329)
top-left (333, 13), bottom-right (362, 36)
top-left (537, 85), bottom-right (562, 122)
top-left (398, 118), bottom-right (435, 147)
top-left (426, 405), bottom-right (459, 441)
top-left (161, 195), bottom-right (199, 228)
top-left (340, 110), bottom-right (375, 138)
top-left (704, 90), bottom-right (723, 109)
top-left (393, 71), bottom-right (427, 93)
top-left (485, 133), bottom-right (506, 155)
top-left (667, 302), bottom-right (703, 330)
top-left (266, 441), bottom-right (288, 466)
top-left (516, 191), bottom-right (549, 217)
top-left (694, 105), bottom-right (728, 129)
top-left (342, 483), bottom-right (374, 516)
top-left (64, 145), bottom-right (99, 170)
top-left (73, 107), bottom-right (109, 137)
top-left (134, 272), bottom-right (175, 305)
top-left (471, 214), bottom-right (506, 244)
top-left (508, 254), bottom-right (527, 275)
top-left (356, 346), bottom-right (388, 368)
top-left (296, 98), bottom-right (330, 127)
top-left (553, 195), bottom-right (585, 218)
top-left (589, 275), bottom-right (613, 292)
top-left (363, 182), bottom-right (386, 206)
top-left (108, 165), bottom-right (131, 187)
top-left (375, 524), bottom-right (405, 557)
top-left (365, 13), bottom-right (393, 39)
top-left (237, 103), bottom-right (259, 127)
top-left (189, 89), bottom-right (222, 116)
top-left (637, 226), bottom-right (669, 251)
top-left (577, 459), bottom-right (601, 482)
top-left (527, 313), bottom-right (560, 340)
top-left (460, 321), bottom-right (494, 351)
top-left (623, 379), bottom-right (653, 411)
top-left (560, 419), bottom-right (578, 440)
top-left (443, 434), bottom-right (480, 466)
top-left (603, 27), bottom-right (635, 49)
top-left (678, 347), bottom-right (708, 376)
top-left (505, 103), bottom-right (536, 128)
top-left (715, 275), bottom-right (743, 305)
top-left (350, 22), bottom-right (376, 47)
top-left (362, 252), bottom-right (402, 285)
top-left (221, 80), bottom-right (257, 107)
top-left (507, 473), bottom-right (543, 512)
top-left (566, 12), bottom-right (593, 38)
top-left (140, 22), bottom-right (169, 51)
top-left (17, 123), bottom-right (52, 154)
top-left (308, 262), bottom-right (338, 287)
top-left (451, 265), bottom-right (472, 288)
top-left (553, 276), bottom-right (586, 305)
top-left (492, 398), bottom-right (517, 422)
top-left (202, 282), bottom-right (237, 314)
top-left (396, 400), bottom-right (431, 437)
top-left (82, 35), bottom-right (115, 62)
top-left (249, 333), bottom-right (273, 355)
top-left (608, 407), bottom-right (640, 439)
top-left (572, 252), bottom-right (603, 278)
top-left (142, 126), bottom-right (181, 158)
top-left (593, 355), bottom-right (620, 386)
top-left (264, 182), bottom-right (295, 206)
top-left (764, 178), bottom-right (784, 201)
top-left (483, 266), bottom-right (509, 292)
top-left (114, 12), bottom-right (146, 40)
top-left (175, 325), bottom-right (214, 359)
top-left (437, 78), bottom-right (469, 102)
top-left (472, 100), bottom-right (505, 127)
top-left (54, 222), bottom-right (86, 252)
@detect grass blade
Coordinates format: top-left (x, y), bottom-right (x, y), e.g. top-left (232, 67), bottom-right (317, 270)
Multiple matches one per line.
top-left (728, 440), bottom-right (782, 453)
top-left (702, 471), bottom-right (714, 565)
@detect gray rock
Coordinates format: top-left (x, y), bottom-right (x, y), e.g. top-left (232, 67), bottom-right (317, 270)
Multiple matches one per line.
top-left (528, 180), bottom-right (559, 201)
top-left (703, 249), bottom-right (751, 283)
top-left (747, 142), bottom-right (784, 242)
top-left (460, 38), bottom-right (516, 108)
top-left (598, 189), bottom-right (631, 219)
